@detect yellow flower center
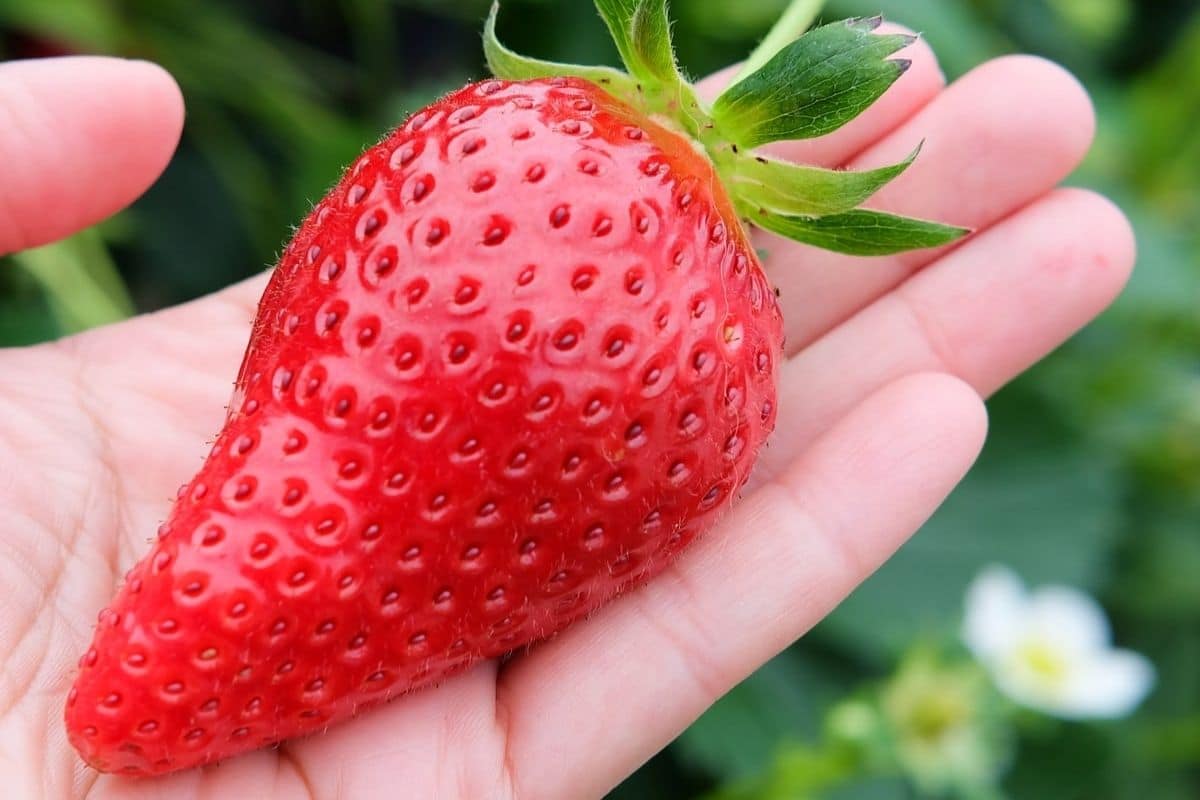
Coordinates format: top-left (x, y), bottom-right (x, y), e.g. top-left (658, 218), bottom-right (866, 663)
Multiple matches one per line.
top-left (908, 693), bottom-right (970, 742)
top-left (1017, 640), bottom-right (1070, 686)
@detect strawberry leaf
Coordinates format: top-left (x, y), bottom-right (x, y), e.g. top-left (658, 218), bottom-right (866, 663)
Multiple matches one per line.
top-left (594, 0), bottom-right (640, 71)
top-left (711, 18), bottom-right (915, 149)
top-left (595, 0), bottom-right (681, 88)
top-left (728, 143), bottom-right (920, 218)
top-left (630, 0), bottom-right (680, 84)
top-left (484, 2), bottom-right (637, 95)
top-left (728, 0), bottom-right (826, 89)
top-left (748, 207), bottom-right (969, 256)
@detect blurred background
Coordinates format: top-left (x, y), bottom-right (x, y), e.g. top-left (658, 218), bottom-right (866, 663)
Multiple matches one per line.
top-left (0, 0), bottom-right (1196, 797)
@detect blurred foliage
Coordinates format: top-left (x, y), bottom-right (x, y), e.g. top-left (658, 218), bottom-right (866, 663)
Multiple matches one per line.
top-left (703, 650), bottom-right (1014, 800)
top-left (0, 0), bottom-right (1197, 797)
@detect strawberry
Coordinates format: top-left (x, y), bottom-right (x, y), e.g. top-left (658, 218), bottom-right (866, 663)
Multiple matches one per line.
top-left (66, 0), bottom-right (965, 776)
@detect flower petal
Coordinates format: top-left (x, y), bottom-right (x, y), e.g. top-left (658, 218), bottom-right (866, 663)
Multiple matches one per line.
top-left (1026, 585), bottom-right (1112, 655)
top-left (1055, 649), bottom-right (1156, 719)
top-left (962, 565), bottom-right (1026, 660)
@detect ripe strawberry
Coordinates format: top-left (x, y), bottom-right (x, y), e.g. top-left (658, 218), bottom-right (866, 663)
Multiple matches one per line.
top-left (66, 1), bottom-right (964, 776)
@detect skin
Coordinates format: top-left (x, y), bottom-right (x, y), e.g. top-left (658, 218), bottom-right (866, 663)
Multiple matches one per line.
top-left (0, 31), bottom-right (1133, 800)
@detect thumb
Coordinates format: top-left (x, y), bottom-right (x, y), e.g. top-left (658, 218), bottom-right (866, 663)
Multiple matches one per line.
top-left (0, 56), bottom-right (184, 257)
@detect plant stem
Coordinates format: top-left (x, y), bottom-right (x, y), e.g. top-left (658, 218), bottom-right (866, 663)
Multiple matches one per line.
top-left (12, 228), bottom-right (135, 333)
top-left (728, 0), bottom-right (826, 88)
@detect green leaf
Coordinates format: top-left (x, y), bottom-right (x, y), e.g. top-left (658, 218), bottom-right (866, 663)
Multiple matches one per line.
top-left (0, 275), bottom-right (61, 346)
top-left (712, 18), bottom-right (915, 148)
top-left (630, 0), bottom-right (680, 83)
top-left (0, 0), bottom-right (123, 51)
top-left (11, 228), bottom-right (135, 333)
top-left (748, 207), bottom-right (968, 256)
top-left (701, 742), bottom-right (859, 800)
top-left (826, 0), bottom-right (1005, 79)
top-left (594, 0), bottom-right (681, 86)
top-left (594, 0), bottom-right (641, 70)
top-left (729, 0), bottom-right (827, 88)
top-left (484, 3), bottom-right (637, 94)
top-left (823, 777), bottom-right (912, 800)
top-left (675, 650), bottom-right (849, 780)
top-left (729, 144), bottom-right (919, 217)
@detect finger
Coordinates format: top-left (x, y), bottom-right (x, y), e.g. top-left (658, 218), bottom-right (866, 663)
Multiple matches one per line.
top-left (695, 24), bottom-right (945, 168)
top-left (500, 373), bottom-right (988, 800)
top-left (0, 56), bottom-right (183, 256)
top-left (766, 55), bottom-right (1097, 353)
top-left (756, 188), bottom-right (1134, 480)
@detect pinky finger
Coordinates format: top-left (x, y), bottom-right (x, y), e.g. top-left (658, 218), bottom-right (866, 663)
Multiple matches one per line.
top-left (499, 372), bottom-right (989, 800)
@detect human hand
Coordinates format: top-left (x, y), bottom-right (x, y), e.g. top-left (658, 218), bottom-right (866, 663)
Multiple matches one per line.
top-left (0, 36), bottom-right (1133, 799)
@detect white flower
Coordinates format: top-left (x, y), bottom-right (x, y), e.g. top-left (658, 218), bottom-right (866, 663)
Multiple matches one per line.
top-left (962, 565), bottom-right (1155, 720)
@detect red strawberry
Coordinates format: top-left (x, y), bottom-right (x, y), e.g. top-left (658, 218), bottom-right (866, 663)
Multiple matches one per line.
top-left (66, 1), bottom-right (964, 776)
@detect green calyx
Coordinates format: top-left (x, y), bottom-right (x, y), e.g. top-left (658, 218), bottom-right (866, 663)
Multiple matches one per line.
top-left (484, 0), bottom-right (968, 257)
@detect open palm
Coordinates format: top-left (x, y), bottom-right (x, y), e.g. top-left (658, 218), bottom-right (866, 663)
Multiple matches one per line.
top-left (0, 41), bottom-right (1132, 800)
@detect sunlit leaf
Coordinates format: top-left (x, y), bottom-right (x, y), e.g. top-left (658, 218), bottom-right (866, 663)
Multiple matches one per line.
top-left (729, 144), bottom-right (919, 217)
top-left (712, 18), bottom-right (913, 147)
top-left (748, 207), bottom-right (968, 255)
top-left (11, 229), bottom-right (135, 333)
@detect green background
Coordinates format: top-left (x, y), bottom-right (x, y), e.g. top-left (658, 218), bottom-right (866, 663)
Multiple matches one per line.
top-left (0, 0), bottom-right (1196, 796)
